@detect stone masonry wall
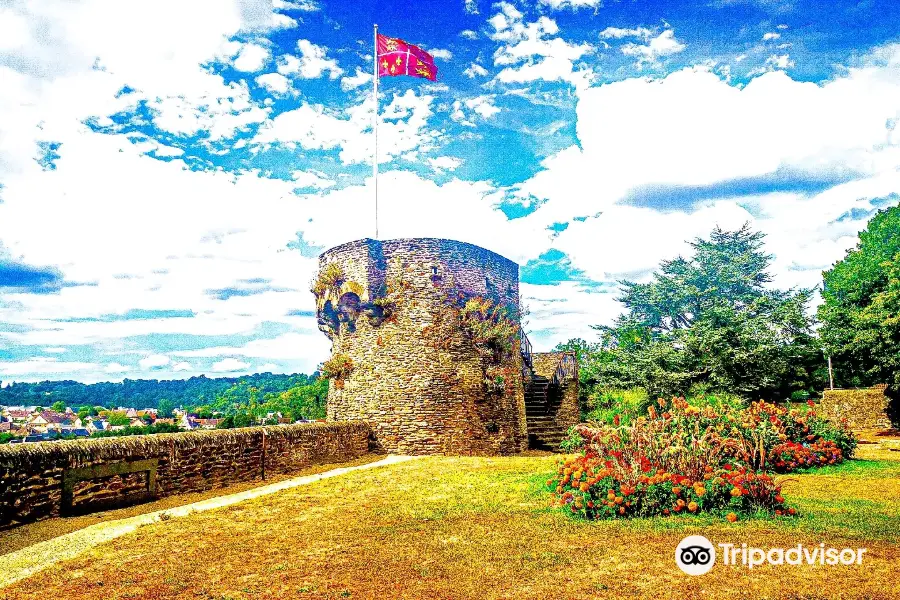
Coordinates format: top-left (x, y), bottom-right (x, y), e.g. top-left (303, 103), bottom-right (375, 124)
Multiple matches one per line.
top-left (532, 352), bottom-right (580, 433)
top-left (821, 385), bottom-right (892, 430)
top-left (316, 238), bottom-right (528, 455)
top-left (0, 422), bottom-right (370, 529)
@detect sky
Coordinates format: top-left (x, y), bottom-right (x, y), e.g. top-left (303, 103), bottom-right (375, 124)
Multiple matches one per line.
top-left (1, 0), bottom-right (899, 384)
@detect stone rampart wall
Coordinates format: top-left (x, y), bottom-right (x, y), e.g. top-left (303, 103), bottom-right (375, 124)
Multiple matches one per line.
top-left (0, 422), bottom-right (370, 529)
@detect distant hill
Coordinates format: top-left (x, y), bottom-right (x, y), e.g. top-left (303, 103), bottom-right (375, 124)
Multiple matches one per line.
top-left (0, 373), bottom-right (316, 410)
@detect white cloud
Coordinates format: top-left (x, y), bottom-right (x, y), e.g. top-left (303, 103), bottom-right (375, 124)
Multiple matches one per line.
top-left (253, 89), bottom-right (439, 165)
top-left (464, 0), bottom-right (479, 14)
top-left (105, 362), bottom-right (130, 373)
top-left (463, 63), bottom-right (489, 78)
top-left (232, 43), bottom-right (270, 72)
top-left (460, 30), bottom-right (479, 40)
top-left (139, 354), bottom-right (171, 370)
top-left (428, 156), bottom-right (463, 172)
top-left (212, 358), bottom-right (251, 372)
top-left (763, 32), bottom-right (781, 40)
top-left (0, 358), bottom-right (96, 379)
top-left (599, 27), bottom-right (655, 40)
top-left (256, 72), bottom-right (292, 95)
top-left (42, 347), bottom-right (67, 354)
top-left (172, 361), bottom-right (193, 372)
top-left (508, 49), bottom-right (900, 304)
top-left (539, 0), bottom-right (602, 9)
top-left (273, 0), bottom-right (320, 10)
top-left (291, 170), bottom-right (336, 189)
top-left (340, 67), bottom-right (373, 91)
top-left (621, 29), bottom-right (686, 65)
top-left (450, 96), bottom-right (500, 126)
top-left (428, 48), bottom-right (453, 60)
top-left (489, 7), bottom-right (594, 87)
top-left (279, 40), bottom-right (343, 79)
top-left (467, 95), bottom-right (501, 118)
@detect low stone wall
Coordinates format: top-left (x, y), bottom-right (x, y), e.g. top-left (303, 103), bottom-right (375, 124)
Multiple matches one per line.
top-left (0, 421), bottom-right (371, 529)
top-left (820, 385), bottom-right (891, 430)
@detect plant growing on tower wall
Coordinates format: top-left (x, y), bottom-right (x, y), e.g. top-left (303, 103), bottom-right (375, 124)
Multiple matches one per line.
top-left (311, 262), bottom-right (345, 297)
top-left (321, 353), bottom-right (354, 389)
top-left (459, 296), bottom-right (521, 357)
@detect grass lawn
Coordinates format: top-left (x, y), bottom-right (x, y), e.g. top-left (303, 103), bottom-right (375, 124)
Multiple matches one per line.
top-left (1, 442), bottom-right (899, 600)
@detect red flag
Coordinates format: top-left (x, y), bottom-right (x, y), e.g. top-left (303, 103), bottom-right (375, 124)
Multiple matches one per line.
top-left (377, 33), bottom-right (438, 81)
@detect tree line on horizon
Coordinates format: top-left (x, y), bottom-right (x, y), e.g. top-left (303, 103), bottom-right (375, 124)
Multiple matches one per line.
top-left (0, 372), bottom-right (327, 424)
top-left (556, 206), bottom-right (900, 415)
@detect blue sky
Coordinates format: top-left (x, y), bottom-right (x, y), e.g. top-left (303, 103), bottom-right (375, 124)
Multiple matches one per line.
top-left (1, 0), bottom-right (899, 383)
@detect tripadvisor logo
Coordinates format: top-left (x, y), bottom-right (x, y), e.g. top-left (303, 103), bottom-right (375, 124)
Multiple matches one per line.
top-left (675, 536), bottom-right (868, 575)
top-left (675, 535), bottom-right (716, 575)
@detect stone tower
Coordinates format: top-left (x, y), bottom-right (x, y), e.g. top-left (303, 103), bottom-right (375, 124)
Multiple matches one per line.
top-left (312, 238), bottom-right (529, 455)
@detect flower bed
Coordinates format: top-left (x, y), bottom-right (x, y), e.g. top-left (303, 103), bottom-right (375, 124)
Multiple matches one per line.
top-left (549, 397), bottom-right (856, 521)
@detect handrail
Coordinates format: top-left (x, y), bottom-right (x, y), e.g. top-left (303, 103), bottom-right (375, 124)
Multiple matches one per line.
top-left (551, 352), bottom-right (577, 387)
top-left (520, 331), bottom-right (533, 369)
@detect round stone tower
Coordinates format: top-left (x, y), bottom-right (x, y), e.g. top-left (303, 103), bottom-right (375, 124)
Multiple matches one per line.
top-left (312, 238), bottom-right (528, 455)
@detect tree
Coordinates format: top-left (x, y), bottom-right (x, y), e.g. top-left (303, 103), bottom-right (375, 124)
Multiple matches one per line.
top-left (106, 411), bottom-right (131, 427)
top-left (819, 206), bottom-right (900, 387)
top-left (157, 399), bottom-right (175, 419)
top-left (584, 224), bottom-right (823, 400)
top-left (51, 400), bottom-right (66, 413)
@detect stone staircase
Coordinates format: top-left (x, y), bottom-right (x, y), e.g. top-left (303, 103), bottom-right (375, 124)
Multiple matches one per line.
top-left (524, 374), bottom-right (566, 450)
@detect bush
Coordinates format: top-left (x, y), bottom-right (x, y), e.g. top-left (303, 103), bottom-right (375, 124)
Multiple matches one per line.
top-left (548, 396), bottom-right (857, 521)
top-left (549, 455), bottom-right (791, 521)
top-left (320, 354), bottom-right (354, 389)
top-left (583, 387), bottom-right (650, 426)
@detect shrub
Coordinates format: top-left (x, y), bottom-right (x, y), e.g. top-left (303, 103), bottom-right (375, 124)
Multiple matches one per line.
top-left (459, 296), bottom-right (521, 355)
top-left (311, 263), bottom-right (345, 296)
top-left (320, 354), bottom-right (354, 389)
top-left (559, 426), bottom-right (584, 453)
top-left (583, 387), bottom-right (650, 426)
top-left (548, 396), bottom-right (856, 521)
top-left (549, 453), bottom-right (791, 521)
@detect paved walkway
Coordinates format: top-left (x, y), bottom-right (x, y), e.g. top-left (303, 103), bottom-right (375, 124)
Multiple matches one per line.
top-left (0, 455), bottom-right (420, 589)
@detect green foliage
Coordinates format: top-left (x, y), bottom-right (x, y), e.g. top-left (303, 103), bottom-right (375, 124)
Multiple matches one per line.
top-left (311, 262), bottom-right (345, 296)
top-left (157, 399), bottom-right (175, 419)
top-left (819, 206), bottom-right (900, 387)
top-left (90, 423), bottom-right (182, 438)
top-left (320, 354), bottom-right (354, 382)
top-left (209, 375), bottom-right (327, 426)
top-left (560, 225), bottom-right (824, 401)
top-left (106, 411), bottom-right (131, 427)
top-left (0, 373), bottom-right (312, 411)
top-left (459, 296), bottom-right (521, 354)
top-left (50, 400), bottom-right (66, 413)
top-left (549, 397), bottom-right (856, 522)
top-left (583, 388), bottom-right (651, 426)
top-left (559, 426), bottom-right (584, 453)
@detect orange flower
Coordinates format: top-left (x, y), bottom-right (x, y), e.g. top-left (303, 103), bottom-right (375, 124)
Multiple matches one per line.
top-left (775, 495), bottom-right (784, 503)
top-left (580, 483), bottom-right (590, 492)
top-left (730, 487), bottom-right (742, 497)
top-left (788, 507), bottom-right (796, 516)
top-left (688, 501), bottom-right (698, 512)
top-left (695, 487), bottom-right (706, 498)
top-left (672, 487), bottom-right (682, 495)
top-left (618, 506), bottom-right (626, 515)
top-left (726, 512), bottom-right (738, 523)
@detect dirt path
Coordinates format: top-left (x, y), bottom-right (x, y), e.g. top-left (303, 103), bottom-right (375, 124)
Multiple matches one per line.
top-left (0, 454), bottom-right (420, 589)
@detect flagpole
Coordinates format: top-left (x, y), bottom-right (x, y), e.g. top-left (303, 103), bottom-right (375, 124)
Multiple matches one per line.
top-left (373, 23), bottom-right (379, 240)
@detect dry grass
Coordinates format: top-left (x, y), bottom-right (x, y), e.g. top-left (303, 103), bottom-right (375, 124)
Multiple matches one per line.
top-left (0, 454), bottom-right (383, 556)
top-left (1, 441), bottom-right (899, 600)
